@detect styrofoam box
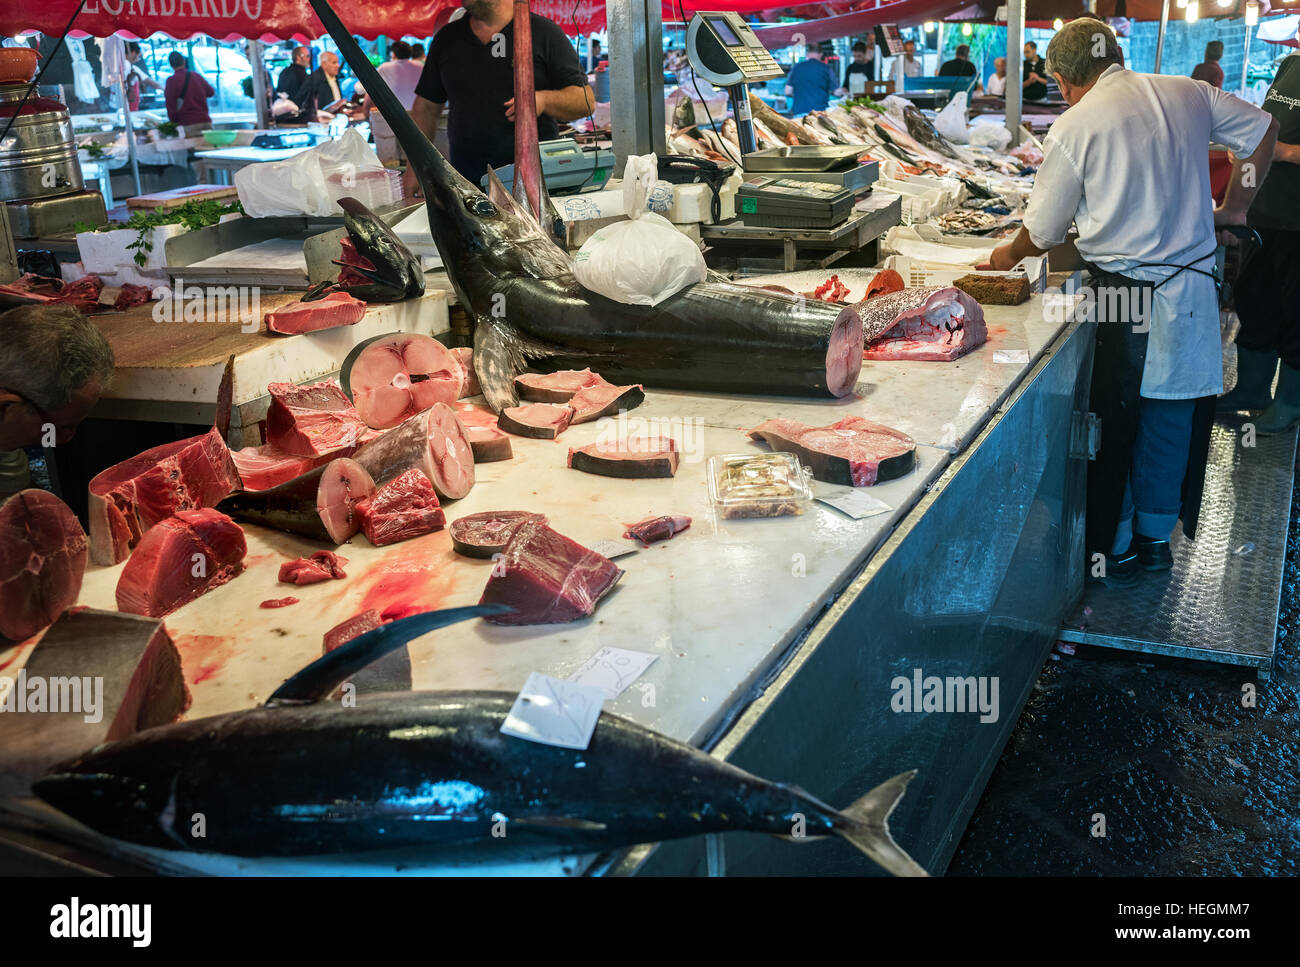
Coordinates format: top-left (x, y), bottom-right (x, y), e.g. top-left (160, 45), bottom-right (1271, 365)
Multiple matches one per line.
top-left (883, 254), bottom-right (1049, 293)
top-left (665, 174), bottom-right (739, 225)
top-left (77, 222), bottom-right (189, 274)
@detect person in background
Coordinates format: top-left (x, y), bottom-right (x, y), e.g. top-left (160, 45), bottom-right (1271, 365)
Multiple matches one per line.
top-left (276, 45), bottom-right (311, 118)
top-left (785, 45), bottom-right (837, 115)
top-left (410, 43), bottom-right (426, 67)
top-left (986, 56), bottom-right (1008, 97)
top-left (841, 41), bottom-right (874, 96)
top-left (124, 42), bottom-right (162, 111)
top-left (938, 43), bottom-right (981, 92)
top-left (300, 50), bottom-right (345, 121)
top-left (1217, 50), bottom-right (1300, 430)
top-left (0, 305), bottom-right (115, 494)
top-left (896, 38), bottom-right (923, 78)
top-left (1023, 41), bottom-right (1048, 100)
top-left (982, 19), bottom-right (1277, 584)
top-left (163, 52), bottom-right (214, 128)
top-left (406, 0), bottom-right (594, 191)
top-left (589, 38), bottom-right (602, 71)
top-left (362, 41), bottom-right (424, 165)
top-left (1192, 41), bottom-right (1225, 89)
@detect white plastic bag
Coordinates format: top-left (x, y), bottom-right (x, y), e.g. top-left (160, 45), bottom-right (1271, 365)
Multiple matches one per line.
top-left (572, 153), bottom-right (706, 306)
top-left (933, 92), bottom-right (969, 144)
top-left (968, 121), bottom-right (1013, 151)
top-left (235, 128), bottom-right (390, 217)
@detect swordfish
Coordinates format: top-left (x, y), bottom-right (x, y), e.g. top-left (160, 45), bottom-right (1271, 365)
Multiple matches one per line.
top-left (35, 605), bottom-right (928, 874)
top-left (304, 0), bottom-right (865, 413)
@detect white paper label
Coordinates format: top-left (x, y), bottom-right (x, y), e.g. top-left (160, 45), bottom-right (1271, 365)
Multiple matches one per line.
top-left (815, 487), bottom-right (892, 520)
top-left (993, 349), bottom-right (1030, 364)
top-left (589, 539), bottom-right (638, 560)
top-left (500, 673), bottom-right (606, 750)
top-left (568, 647), bottom-right (658, 699)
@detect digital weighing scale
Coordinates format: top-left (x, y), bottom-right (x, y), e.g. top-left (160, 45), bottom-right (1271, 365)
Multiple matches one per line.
top-left (484, 138), bottom-right (614, 196)
top-left (743, 146), bottom-right (880, 192)
top-left (736, 176), bottom-right (856, 229)
top-left (685, 11), bottom-right (785, 155)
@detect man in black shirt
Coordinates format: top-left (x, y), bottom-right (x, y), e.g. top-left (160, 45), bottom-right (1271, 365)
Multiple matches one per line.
top-left (1219, 53), bottom-right (1300, 431)
top-left (841, 41), bottom-right (873, 95)
top-left (1023, 41), bottom-right (1048, 101)
top-left (938, 43), bottom-right (979, 91)
top-left (275, 45), bottom-right (311, 123)
top-left (406, 0), bottom-right (594, 192)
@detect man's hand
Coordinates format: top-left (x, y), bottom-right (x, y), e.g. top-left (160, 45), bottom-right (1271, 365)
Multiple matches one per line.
top-left (1214, 204), bottom-right (1249, 246)
top-left (977, 242), bottom-right (1020, 271)
top-left (504, 91), bottom-right (549, 122)
top-left (402, 165), bottom-right (422, 199)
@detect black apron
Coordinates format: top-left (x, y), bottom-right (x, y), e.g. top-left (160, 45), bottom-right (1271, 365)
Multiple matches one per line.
top-left (1083, 262), bottom-right (1217, 556)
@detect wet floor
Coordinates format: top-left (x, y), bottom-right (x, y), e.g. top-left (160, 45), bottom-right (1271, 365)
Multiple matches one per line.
top-left (949, 453), bottom-right (1300, 876)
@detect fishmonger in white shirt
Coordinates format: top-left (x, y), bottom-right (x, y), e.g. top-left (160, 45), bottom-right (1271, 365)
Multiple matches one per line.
top-left (984, 19), bottom-right (1277, 583)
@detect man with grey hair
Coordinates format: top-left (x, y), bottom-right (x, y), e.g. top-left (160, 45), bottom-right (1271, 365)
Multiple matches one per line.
top-left (0, 304), bottom-right (114, 493)
top-left (984, 18), bottom-right (1278, 585)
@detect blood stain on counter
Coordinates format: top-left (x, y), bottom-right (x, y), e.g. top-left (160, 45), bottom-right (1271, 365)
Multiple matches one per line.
top-left (172, 633), bottom-right (238, 685)
top-left (356, 535), bottom-right (458, 621)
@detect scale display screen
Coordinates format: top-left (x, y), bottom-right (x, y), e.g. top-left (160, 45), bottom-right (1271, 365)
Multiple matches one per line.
top-left (709, 17), bottom-right (741, 46)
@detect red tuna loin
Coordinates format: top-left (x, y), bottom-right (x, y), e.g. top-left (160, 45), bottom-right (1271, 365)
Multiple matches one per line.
top-left (0, 490), bottom-right (89, 641)
top-left (352, 403), bottom-right (475, 500)
top-left (567, 436), bottom-right (679, 478)
top-left (449, 511), bottom-right (547, 559)
top-left (279, 550), bottom-right (349, 585)
top-left (568, 382), bottom-right (645, 424)
top-left (0, 609), bottom-right (189, 797)
top-left (115, 508), bottom-right (247, 618)
top-left (747, 416), bottom-right (915, 486)
top-left (452, 347), bottom-right (480, 398)
top-left (231, 444), bottom-right (344, 492)
top-left (265, 291), bottom-right (367, 335)
top-left (623, 515), bottom-right (692, 546)
top-left (323, 609), bottom-right (384, 651)
top-left (343, 333), bottom-right (461, 430)
top-left (498, 403), bottom-right (573, 439)
top-left (266, 379), bottom-right (367, 458)
top-left (857, 286), bottom-right (987, 362)
top-left (113, 283), bottom-right (152, 311)
top-left (479, 520), bottom-right (623, 625)
top-left (515, 368), bottom-right (607, 403)
top-left (354, 468), bottom-right (446, 546)
top-left (88, 426), bottom-right (242, 566)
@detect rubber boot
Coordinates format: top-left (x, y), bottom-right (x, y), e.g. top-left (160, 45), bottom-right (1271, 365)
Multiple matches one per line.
top-left (1217, 345), bottom-right (1278, 413)
top-left (1255, 362), bottom-right (1300, 434)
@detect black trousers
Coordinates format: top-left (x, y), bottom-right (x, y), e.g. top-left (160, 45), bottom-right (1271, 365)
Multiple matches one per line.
top-left (1235, 226), bottom-right (1300, 368)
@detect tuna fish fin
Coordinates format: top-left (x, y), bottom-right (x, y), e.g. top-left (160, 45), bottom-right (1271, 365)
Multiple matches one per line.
top-left (473, 315), bottom-right (560, 413)
top-left (486, 165), bottom-right (529, 220)
top-left (266, 605), bottom-right (510, 706)
top-left (832, 770), bottom-right (929, 877)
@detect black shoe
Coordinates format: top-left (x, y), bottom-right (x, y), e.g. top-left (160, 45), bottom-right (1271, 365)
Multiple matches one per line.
top-left (1088, 545), bottom-right (1138, 588)
top-left (1135, 536), bottom-right (1173, 572)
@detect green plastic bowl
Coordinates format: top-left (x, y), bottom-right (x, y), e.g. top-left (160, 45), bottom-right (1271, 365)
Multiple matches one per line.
top-left (201, 129), bottom-right (238, 147)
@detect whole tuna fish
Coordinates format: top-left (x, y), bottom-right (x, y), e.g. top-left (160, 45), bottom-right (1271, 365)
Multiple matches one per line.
top-left (35, 606), bottom-right (926, 874)
top-left (304, 0), bottom-right (865, 413)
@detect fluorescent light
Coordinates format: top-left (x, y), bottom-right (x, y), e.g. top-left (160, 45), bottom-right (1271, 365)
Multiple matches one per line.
top-left (923, 21), bottom-right (936, 32)
top-left (1053, 17), bottom-right (1064, 28)
top-left (1176, 0), bottom-right (1187, 7)
top-left (962, 23), bottom-right (973, 36)
top-left (1245, 0), bottom-right (1260, 22)
top-left (1186, 0), bottom-right (1199, 21)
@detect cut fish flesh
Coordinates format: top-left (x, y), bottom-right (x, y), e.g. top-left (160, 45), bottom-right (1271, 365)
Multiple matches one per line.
top-left (354, 469), bottom-right (446, 546)
top-left (266, 380), bottom-right (367, 457)
top-left (265, 291), bottom-right (366, 334)
top-left (352, 403), bottom-right (475, 500)
top-left (567, 436), bottom-right (679, 478)
top-left (451, 347), bottom-right (480, 398)
top-left (342, 333), bottom-right (462, 430)
top-left (568, 382), bottom-right (645, 425)
top-left (855, 287), bottom-right (987, 362)
top-left (231, 444), bottom-right (343, 492)
top-left (498, 403), bottom-right (573, 439)
top-left (623, 515), bottom-right (691, 546)
top-left (279, 550), bottom-right (349, 585)
top-left (449, 511), bottom-right (546, 559)
top-left (218, 458), bottom-right (374, 545)
top-left (747, 416), bottom-right (915, 486)
top-left (515, 368), bottom-right (607, 403)
top-left (115, 509), bottom-right (247, 618)
top-left (479, 519), bottom-right (623, 625)
top-left (0, 490), bottom-right (88, 641)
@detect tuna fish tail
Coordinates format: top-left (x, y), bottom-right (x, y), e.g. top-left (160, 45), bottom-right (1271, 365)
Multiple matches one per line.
top-left (832, 770), bottom-right (929, 877)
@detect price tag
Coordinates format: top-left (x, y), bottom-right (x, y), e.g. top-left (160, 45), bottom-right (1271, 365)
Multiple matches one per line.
top-left (993, 349), bottom-right (1030, 364)
top-left (589, 539), bottom-right (638, 560)
top-left (569, 647), bottom-right (658, 699)
top-left (815, 486), bottom-right (892, 520)
top-left (500, 673), bottom-right (606, 750)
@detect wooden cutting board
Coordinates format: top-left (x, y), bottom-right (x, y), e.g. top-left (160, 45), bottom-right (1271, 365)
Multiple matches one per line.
top-left (126, 185), bottom-right (240, 210)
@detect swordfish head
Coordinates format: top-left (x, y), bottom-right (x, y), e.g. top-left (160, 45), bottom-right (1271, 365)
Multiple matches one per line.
top-left (331, 197), bottom-right (425, 302)
top-left (306, 0), bottom-right (572, 322)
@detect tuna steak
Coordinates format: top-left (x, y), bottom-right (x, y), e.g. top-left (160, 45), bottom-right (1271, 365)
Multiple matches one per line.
top-left (355, 469), bottom-right (446, 546)
top-left (479, 519), bottom-right (623, 625)
top-left (266, 380), bottom-right (367, 458)
top-left (88, 427), bottom-right (242, 566)
top-left (498, 403), bottom-right (572, 439)
top-left (218, 459), bottom-right (375, 545)
top-left (0, 608), bottom-right (189, 797)
top-left (453, 348), bottom-right (480, 398)
top-left (0, 490), bottom-right (88, 641)
top-left (341, 333), bottom-right (462, 430)
top-left (466, 425), bottom-right (513, 462)
top-left (568, 382), bottom-right (645, 424)
top-left (624, 515), bottom-right (691, 546)
top-left (279, 550), bottom-right (349, 585)
top-left (352, 403), bottom-right (475, 500)
top-left (567, 436), bottom-right (679, 478)
top-left (115, 509), bottom-right (247, 618)
top-left (856, 287), bottom-right (987, 362)
top-left (747, 416), bottom-right (916, 486)
top-left (231, 444), bottom-right (344, 492)
top-left (449, 511), bottom-right (546, 559)
top-left (265, 291), bottom-right (367, 335)
top-left (515, 368), bottom-right (606, 403)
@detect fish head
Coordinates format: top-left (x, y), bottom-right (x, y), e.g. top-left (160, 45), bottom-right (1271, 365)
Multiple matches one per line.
top-left (35, 749), bottom-right (185, 850)
top-left (333, 197), bottom-right (425, 302)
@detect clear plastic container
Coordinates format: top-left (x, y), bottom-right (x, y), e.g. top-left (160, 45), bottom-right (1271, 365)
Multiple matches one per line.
top-left (707, 452), bottom-right (814, 519)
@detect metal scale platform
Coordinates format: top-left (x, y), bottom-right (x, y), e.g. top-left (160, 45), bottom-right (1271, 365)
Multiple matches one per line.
top-left (1059, 421), bottom-right (1297, 679)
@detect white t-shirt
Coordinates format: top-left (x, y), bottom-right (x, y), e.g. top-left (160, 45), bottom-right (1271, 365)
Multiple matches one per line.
top-left (1023, 65), bottom-right (1272, 399)
top-left (986, 72), bottom-right (1007, 96)
top-left (369, 58), bottom-right (425, 138)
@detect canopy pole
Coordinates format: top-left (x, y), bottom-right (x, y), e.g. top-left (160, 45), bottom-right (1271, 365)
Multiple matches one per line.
top-left (116, 76), bottom-right (142, 200)
top-left (935, 22), bottom-right (944, 77)
top-left (1241, 29), bottom-right (1252, 97)
top-left (1154, 0), bottom-right (1170, 73)
top-left (608, 0), bottom-right (665, 174)
top-left (1006, 0), bottom-right (1024, 147)
top-left (248, 40), bottom-right (271, 130)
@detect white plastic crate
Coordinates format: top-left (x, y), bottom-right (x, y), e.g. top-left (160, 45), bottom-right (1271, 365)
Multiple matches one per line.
top-left (883, 254), bottom-right (1049, 293)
